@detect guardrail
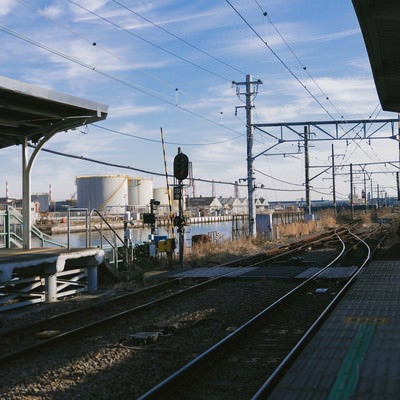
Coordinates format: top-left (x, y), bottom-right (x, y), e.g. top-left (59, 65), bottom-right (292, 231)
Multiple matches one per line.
top-left (65, 208), bottom-right (132, 272)
top-left (0, 205), bottom-right (65, 248)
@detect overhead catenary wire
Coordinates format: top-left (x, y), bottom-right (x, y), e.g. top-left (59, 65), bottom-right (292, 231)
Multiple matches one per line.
top-left (249, 0), bottom-right (391, 172)
top-left (31, 144), bottom-right (320, 195)
top-left (67, 0), bottom-right (232, 83)
top-left (14, 0), bottom-right (248, 147)
top-left (110, 0), bottom-right (247, 77)
top-left (30, 144), bottom-right (241, 187)
top-left (93, 124), bottom-right (245, 146)
top-left (5, 2), bottom-right (392, 201)
top-left (260, 6), bottom-right (345, 119)
top-left (254, 168), bottom-right (304, 187)
top-left (0, 23), bottom-right (244, 139)
top-left (15, 0), bottom-right (182, 94)
top-left (225, 0), bottom-right (337, 121)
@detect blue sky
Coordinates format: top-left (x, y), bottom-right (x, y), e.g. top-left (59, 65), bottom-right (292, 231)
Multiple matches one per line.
top-left (0, 0), bottom-right (397, 203)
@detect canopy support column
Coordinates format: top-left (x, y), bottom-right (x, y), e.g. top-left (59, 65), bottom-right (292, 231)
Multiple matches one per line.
top-left (22, 138), bottom-right (32, 249)
top-left (22, 133), bottom-right (57, 249)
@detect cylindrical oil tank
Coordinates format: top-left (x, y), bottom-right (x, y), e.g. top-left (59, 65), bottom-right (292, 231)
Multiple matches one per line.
top-left (76, 175), bottom-right (129, 213)
top-left (153, 187), bottom-right (170, 205)
top-left (128, 178), bottom-right (153, 206)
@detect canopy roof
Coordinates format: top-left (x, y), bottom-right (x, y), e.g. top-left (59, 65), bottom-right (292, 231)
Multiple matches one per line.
top-left (352, 0), bottom-right (400, 112)
top-left (0, 75), bottom-right (108, 149)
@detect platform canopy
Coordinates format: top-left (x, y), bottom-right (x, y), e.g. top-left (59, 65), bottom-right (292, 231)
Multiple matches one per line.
top-left (0, 75), bottom-right (108, 249)
top-left (0, 75), bottom-right (108, 149)
top-left (352, 0), bottom-right (400, 113)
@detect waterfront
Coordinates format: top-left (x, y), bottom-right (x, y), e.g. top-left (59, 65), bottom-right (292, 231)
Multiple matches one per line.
top-left (50, 220), bottom-right (244, 249)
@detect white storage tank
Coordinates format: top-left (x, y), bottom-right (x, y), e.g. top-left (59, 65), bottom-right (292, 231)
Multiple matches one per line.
top-left (76, 175), bottom-right (129, 213)
top-left (153, 187), bottom-right (180, 211)
top-left (153, 187), bottom-right (170, 205)
top-left (128, 178), bottom-right (153, 206)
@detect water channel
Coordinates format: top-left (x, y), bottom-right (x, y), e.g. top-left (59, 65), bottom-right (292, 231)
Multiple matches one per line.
top-left (50, 220), bottom-right (244, 249)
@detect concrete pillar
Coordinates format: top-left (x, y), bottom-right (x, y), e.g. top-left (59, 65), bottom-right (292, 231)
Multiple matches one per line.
top-left (87, 264), bottom-right (97, 293)
top-left (45, 273), bottom-right (57, 302)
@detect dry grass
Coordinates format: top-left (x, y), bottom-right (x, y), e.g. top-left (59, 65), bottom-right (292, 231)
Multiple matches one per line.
top-left (186, 236), bottom-right (266, 268)
top-left (185, 209), bottom-right (339, 268)
top-left (178, 208), bottom-right (400, 269)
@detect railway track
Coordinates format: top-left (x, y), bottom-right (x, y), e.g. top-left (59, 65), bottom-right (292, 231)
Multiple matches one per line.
top-left (0, 274), bottom-right (253, 363)
top-left (136, 228), bottom-right (377, 400)
top-left (0, 226), bottom-right (349, 363)
top-left (0, 224), bottom-right (386, 399)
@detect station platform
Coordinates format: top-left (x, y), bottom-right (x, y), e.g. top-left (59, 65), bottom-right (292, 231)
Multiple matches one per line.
top-left (0, 247), bottom-right (105, 310)
top-left (268, 258), bottom-right (400, 400)
top-left (0, 247), bottom-right (104, 282)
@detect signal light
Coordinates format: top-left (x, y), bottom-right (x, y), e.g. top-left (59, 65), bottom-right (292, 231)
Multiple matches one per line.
top-left (174, 151), bottom-right (189, 181)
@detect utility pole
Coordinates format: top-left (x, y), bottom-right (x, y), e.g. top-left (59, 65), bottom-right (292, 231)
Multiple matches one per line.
top-left (233, 75), bottom-right (262, 237)
top-left (377, 183), bottom-right (380, 208)
top-left (304, 126), bottom-right (311, 216)
top-left (397, 172), bottom-right (400, 202)
top-left (370, 178), bottom-right (374, 207)
top-left (350, 163), bottom-right (354, 220)
top-left (398, 114), bottom-right (400, 204)
top-left (398, 114), bottom-right (400, 205)
top-left (363, 173), bottom-right (367, 212)
top-left (331, 144), bottom-right (337, 216)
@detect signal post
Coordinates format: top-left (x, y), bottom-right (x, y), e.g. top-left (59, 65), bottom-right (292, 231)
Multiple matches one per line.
top-left (173, 147), bottom-right (189, 267)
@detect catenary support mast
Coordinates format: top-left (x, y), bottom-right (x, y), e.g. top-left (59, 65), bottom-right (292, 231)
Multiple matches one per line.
top-left (233, 75), bottom-right (262, 237)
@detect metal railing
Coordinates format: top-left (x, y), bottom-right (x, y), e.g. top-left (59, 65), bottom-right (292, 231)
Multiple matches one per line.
top-left (65, 208), bottom-right (132, 271)
top-left (0, 205), bottom-right (65, 248)
top-left (89, 209), bottom-right (132, 271)
top-left (0, 205), bottom-right (133, 269)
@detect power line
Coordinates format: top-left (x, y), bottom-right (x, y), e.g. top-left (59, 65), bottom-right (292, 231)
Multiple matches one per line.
top-left (32, 145), bottom-right (244, 187)
top-left (110, 0), bottom-right (246, 77)
top-left (225, 0), bottom-right (337, 121)
top-left (254, 167), bottom-right (304, 187)
top-left (249, 1), bottom-right (389, 170)
top-left (33, 144), bottom-right (329, 195)
top-left (15, 0), bottom-right (243, 137)
top-left (15, 0), bottom-right (181, 95)
top-left (260, 6), bottom-right (345, 119)
top-left (67, 0), bottom-right (232, 82)
top-left (0, 22), bottom-right (243, 137)
top-left (93, 124), bottom-right (245, 146)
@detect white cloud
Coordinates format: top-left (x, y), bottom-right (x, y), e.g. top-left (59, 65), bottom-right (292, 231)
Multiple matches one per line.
top-left (70, 0), bottom-right (109, 15)
top-left (39, 4), bottom-right (65, 19)
top-left (0, 0), bottom-right (397, 201)
top-left (0, 0), bottom-right (17, 16)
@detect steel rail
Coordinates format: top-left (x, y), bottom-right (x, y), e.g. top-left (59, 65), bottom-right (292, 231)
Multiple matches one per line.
top-left (136, 230), bottom-right (349, 400)
top-left (0, 228), bottom-right (341, 340)
top-left (251, 227), bottom-right (373, 399)
top-left (0, 227), bottom-right (352, 367)
top-left (0, 268), bottom-right (246, 364)
top-left (221, 225), bottom-right (350, 268)
top-left (2, 240), bottom-right (302, 363)
top-left (0, 279), bottom-right (180, 338)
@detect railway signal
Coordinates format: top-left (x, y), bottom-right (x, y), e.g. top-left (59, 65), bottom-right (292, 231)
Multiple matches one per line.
top-left (173, 147), bottom-right (189, 267)
top-left (174, 148), bottom-right (189, 181)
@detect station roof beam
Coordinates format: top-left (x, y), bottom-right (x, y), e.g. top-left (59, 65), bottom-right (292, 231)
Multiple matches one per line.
top-left (352, 0), bottom-right (400, 112)
top-left (0, 75), bottom-right (108, 249)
